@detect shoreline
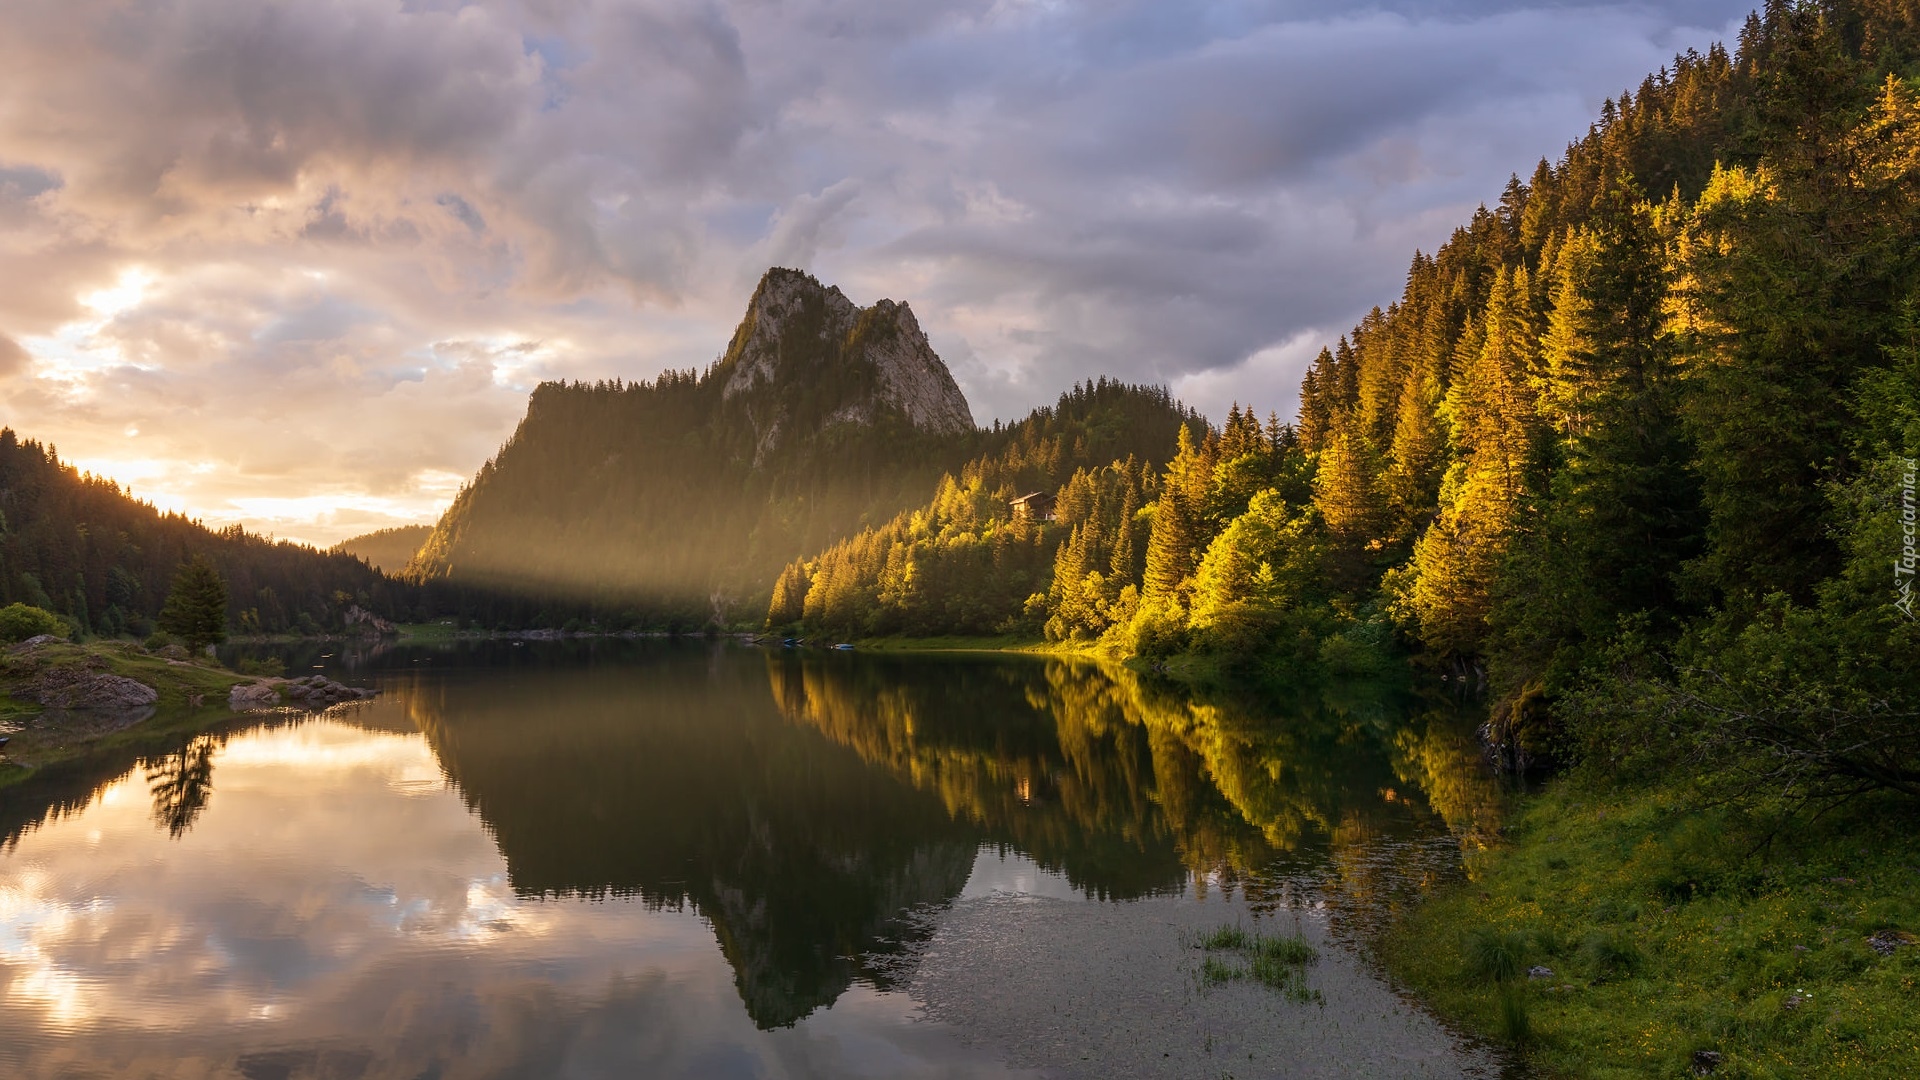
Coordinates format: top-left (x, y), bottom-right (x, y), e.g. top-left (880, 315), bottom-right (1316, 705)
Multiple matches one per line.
top-left (0, 640), bottom-right (253, 790)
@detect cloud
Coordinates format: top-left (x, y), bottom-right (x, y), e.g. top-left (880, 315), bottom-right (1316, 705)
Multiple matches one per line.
top-left (0, 0), bottom-right (1757, 544)
top-left (0, 334), bottom-right (29, 380)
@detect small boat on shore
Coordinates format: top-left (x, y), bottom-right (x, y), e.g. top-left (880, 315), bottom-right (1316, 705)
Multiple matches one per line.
top-left (832, 643), bottom-right (855, 651)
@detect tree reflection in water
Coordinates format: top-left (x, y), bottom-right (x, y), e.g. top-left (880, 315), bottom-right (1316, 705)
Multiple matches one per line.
top-left (11, 641), bottom-right (1508, 1033)
top-left (765, 652), bottom-right (1506, 936)
top-left (144, 734), bottom-right (218, 838)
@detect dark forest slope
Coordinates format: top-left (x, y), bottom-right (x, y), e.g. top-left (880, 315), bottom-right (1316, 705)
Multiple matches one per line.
top-left (0, 429), bottom-right (405, 636)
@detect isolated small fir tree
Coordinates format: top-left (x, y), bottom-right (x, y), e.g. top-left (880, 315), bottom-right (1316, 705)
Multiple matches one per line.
top-left (159, 556), bottom-right (229, 649)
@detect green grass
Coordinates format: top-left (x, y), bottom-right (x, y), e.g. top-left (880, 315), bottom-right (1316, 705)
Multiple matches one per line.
top-left (1193, 923), bottom-right (1322, 1004)
top-left (1196, 925), bottom-right (1257, 951)
top-left (1381, 775), bottom-right (1920, 1077)
top-left (3, 641), bottom-right (246, 708)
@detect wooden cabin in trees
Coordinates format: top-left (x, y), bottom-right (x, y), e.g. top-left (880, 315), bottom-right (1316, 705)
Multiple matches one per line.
top-left (1009, 491), bottom-right (1057, 523)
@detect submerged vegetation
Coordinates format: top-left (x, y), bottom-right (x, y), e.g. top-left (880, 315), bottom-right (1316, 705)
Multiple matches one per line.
top-left (1193, 923), bottom-right (1322, 1003)
top-left (0, 2), bottom-right (1915, 1072)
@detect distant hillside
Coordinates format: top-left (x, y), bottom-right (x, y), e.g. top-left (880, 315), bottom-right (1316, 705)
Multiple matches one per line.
top-left (406, 268), bottom-right (985, 626)
top-left (332, 525), bottom-right (432, 575)
top-left (0, 429), bottom-right (408, 636)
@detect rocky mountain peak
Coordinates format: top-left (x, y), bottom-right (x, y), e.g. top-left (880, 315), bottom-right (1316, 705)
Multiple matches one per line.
top-left (717, 268), bottom-right (974, 459)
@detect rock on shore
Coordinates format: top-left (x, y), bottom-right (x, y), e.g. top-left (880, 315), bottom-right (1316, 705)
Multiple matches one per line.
top-left (230, 675), bottom-right (377, 710)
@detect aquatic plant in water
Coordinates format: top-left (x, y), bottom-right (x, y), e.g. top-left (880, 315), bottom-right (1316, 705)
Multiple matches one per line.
top-left (1193, 923), bottom-right (1322, 1004)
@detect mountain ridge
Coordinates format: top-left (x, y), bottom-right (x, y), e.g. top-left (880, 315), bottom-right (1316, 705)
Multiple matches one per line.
top-left (402, 268), bottom-right (990, 623)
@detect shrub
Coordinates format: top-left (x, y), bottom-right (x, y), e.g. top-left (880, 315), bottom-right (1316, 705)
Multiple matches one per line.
top-left (0, 602), bottom-right (65, 643)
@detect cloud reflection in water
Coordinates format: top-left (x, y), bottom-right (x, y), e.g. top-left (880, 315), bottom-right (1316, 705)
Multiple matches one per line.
top-left (0, 714), bottom-right (1026, 1079)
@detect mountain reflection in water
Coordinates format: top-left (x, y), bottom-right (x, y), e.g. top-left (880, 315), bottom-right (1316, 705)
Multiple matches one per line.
top-left (0, 641), bottom-right (1503, 1075)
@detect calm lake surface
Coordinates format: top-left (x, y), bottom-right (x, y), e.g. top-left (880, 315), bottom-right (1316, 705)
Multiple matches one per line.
top-left (0, 641), bottom-right (1515, 1079)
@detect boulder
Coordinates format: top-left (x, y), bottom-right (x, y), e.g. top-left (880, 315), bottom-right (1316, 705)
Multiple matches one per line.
top-left (276, 675), bottom-right (377, 707)
top-left (25, 668), bottom-right (159, 709)
top-left (229, 682), bottom-right (282, 708)
top-left (1866, 930), bottom-right (1916, 956)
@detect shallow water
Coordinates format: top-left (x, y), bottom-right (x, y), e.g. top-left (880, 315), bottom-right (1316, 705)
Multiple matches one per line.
top-left (1, 640), bottom-right (1515, 1078)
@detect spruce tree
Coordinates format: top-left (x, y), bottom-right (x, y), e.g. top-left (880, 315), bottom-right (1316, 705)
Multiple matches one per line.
top-left (159, 556), bottom-right (229, 649)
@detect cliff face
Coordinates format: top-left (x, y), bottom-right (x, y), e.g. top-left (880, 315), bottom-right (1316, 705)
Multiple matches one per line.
top-left (403, 268), bottom-right (981, 619)
top-left (715, 269), bottom-right (973, 461)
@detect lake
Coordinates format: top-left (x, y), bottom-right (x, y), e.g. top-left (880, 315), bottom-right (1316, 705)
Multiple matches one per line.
top-left (0, 640), bottom-right (1516, 1078)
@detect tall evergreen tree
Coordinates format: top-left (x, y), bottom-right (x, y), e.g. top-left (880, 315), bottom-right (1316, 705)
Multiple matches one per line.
top-left (159, 556), bottom-right (229, 649)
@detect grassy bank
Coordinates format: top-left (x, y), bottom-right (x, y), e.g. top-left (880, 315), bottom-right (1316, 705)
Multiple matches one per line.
top-left (0, 641), bottom-right (250, 791)
top-left (1383, 775), bottom-right (1920, 1078)
top-left (850, 633), bottom-right (1057, 654)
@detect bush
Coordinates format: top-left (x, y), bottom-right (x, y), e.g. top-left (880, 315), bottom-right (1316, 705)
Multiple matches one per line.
top-left (0, 602), bottom-right (65, 643)
top-left (1465, 928), bottom-right (1530, 984)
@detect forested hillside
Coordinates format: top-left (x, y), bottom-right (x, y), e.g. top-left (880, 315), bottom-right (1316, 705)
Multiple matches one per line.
top-left (783, 1), bottom-right (1920, 792)
top-left (0, 429), bottom-right (407, 636)
top-left (332, 525), bottom-right (432, 575)
top-left (766, 379), bottom-right (1209, 635)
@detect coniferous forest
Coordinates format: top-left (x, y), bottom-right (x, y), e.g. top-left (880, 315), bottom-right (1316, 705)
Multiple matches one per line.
top-left (3, 3), bottom-right (1920, 1075)
top-left (0, 429), bottom-right (406, 638)
top-left (777, 1), bottom-right (1920, 808)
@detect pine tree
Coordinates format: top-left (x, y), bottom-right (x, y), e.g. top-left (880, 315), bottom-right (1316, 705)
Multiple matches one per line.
top-left (1142, 427), bottom-right (1204, 604)
top-left (766, 561), bottom-right (810, 628)
top-left (1311, 416), bottom-right (1386, 542)
top-left (1109, 482), bottom-right (1142, 586)
top-left (158, 556), bottom-right (229, 649)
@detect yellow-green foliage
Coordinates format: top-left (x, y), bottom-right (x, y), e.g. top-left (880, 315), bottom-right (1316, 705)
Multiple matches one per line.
top-left (1384, 777), bottom-right (1920, 1078)
top-left (1187, 491), bottom-right (1326, 646)
top-left (0, 602), bottom-right (65, 643)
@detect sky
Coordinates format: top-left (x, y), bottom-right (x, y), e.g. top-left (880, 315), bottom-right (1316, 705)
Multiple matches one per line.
top-left (0, 0), bottom-right (1758, 547)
